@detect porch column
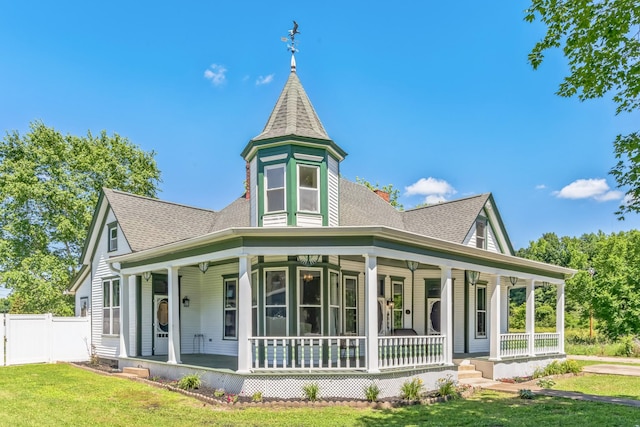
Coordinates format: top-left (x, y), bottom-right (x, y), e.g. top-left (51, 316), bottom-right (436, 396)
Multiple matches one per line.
top-left (237, 256), bottom-right (252, 373)
top-left (440, 267), bottom-right (453, 365)
top-left (127, 275), bottom-right (137, 357)
top-left (500, 281), bottom-right (509, 333)
top-left (525, 279), bottom-right (535, 357)
top-left (556, 281), bottom-right (565, 354)
top-left (489, 275), bottom-right (501, 361)
top-left (364, 254), bottom-right (379, 373)
top-left (118, 274), bottom-right (130, 358)
top-left (167, 266), bottom-right (181, 364)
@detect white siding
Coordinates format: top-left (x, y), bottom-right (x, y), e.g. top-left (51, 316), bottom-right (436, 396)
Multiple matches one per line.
top-left (200, 262), bottom-right (240, 356)
top-left (486, 225), bottom-right (499, 253)
top-left (141, 276), bottom-right (152, 356)
top-left (250, 157), bottom-right (258, 227)
top-left (327, 156), bottom-right (339, 227)
top-left (263, 214), bottom-right (287, 227)
top-left (453, 270), bottom-right (466, 353)
top-left (179, 267), bottom-right (202, 354)
top-left (467, 279), bottom-right (493, 354)
top-left (296, 213), bottom-right (322, 227)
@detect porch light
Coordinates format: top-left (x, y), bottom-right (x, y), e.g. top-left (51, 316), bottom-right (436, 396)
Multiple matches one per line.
top-left (466, 270), bottom-right (480, 286)
top-left (405, 260), bottom-right (419, 272)
top-left (143, 271), bottom-right (152, 281)
top-left (303, 272), bottom-right (314, 282)
top-left (182, 296), bottom-right (190, 307)
top-left (297, 255), bottom-right (321, 266)
top-left (386, 299), bottom-right (394, 308)
top-left (508, 276), bottom-right (519, 288)
top-left (198, 262), bottom-right (209, 273)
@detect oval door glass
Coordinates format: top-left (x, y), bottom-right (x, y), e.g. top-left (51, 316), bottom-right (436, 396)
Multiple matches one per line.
top-left (157, 298), bottom-right (169, 332)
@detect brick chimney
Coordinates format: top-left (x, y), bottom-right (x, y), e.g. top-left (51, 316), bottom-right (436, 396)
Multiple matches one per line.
top-left (374, 189), bottom-right (390, 203)
top-left (245, 162), bottom-right (251, 199)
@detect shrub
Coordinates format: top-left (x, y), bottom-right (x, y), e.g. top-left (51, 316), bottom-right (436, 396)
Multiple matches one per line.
top-left (302, 383), bottom-right (320, 401)
top-left (519, 389), bottom-right (535, 399)
top-left (615, 335), bottom-right (640, 357)
top-left (536, 378), bottom-right (556, 389)
top-left (364, 383), bottom-right (380, 402)
top-left (89, 345), bottom-right (100, 367)
top-left (533, 360), bottom-right (582, 378)
top-left (177, 374), bottom-right (201, 390)
top-left (214, 389), bottom-right (225, 397)
top-left (251, 391), bottom-right (263, 402)
top-left (400, 377), bottom-right (423, 401)
top-left (436, 375), bottom-right (458, 398)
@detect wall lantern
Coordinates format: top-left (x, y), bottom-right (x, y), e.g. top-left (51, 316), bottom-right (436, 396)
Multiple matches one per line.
top-left (182, 296), bottom-right (190, 307)
top-left (198, 262), bottom-right (209, 274)
top-left (405, 260), bottom-right (419, 272)
top-left (303, 272), bottom-right (314, 282)
top-left (466, 270), bottom-right (480, 286)
top-left (143, 271), bottom-right (152, 281)
top-left (386, 299), bottom-right (395, 308)
top-left (508, 276), bottom-right (519, 288)
top-left (297, 255), bottom-right (321, 266)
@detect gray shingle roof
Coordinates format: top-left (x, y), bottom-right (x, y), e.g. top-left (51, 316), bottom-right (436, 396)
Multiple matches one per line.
top-left (251, 71), bottom-right (331, 142)
top-left (103, 189), bottom-right (218, 252)
top-left (339, 179), bottom-right (405, 229)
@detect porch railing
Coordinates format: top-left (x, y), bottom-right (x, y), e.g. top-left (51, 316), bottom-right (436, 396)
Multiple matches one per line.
top-left (499, 332), bottom-right (561, 358)
top-left (378, 335), bottom-right (446, 369)
top-left (250, 336), bottom-right (366, 371)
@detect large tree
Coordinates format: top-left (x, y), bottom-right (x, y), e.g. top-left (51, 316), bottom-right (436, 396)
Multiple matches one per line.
top-left (525, 1), bottom-right (640, 218)
top-left (0, 121), bottom-right (161, 315)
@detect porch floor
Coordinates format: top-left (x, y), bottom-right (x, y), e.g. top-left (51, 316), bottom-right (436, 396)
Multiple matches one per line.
top-left (129, 354), bottom-right (238, 372)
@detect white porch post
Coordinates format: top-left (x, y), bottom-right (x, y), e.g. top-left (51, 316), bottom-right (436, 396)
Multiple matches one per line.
top-left (440, 267), bottom-right (453, 365)
top-left (237, 256), bottom-right (252, 373)
top-left (556, 281), bottom-right (565, 354)
top-left (489, 275), bottom-right (501, 361)
top-left (365, 254), bottom-right (379, 373)
top-left (167, 266), bottom-right (181, 364)
top-left (127, 275), bottom-right (137, 357)
top-left (118, 274), bottom-right (129, 358)
top-left (526, 279), bottom-right (536, 357)
top-left (500, 281), bottom-right (509, 333)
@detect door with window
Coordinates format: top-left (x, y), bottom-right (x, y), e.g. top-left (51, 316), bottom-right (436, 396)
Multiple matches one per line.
top-left (153, 295), bottom-right (169, 355)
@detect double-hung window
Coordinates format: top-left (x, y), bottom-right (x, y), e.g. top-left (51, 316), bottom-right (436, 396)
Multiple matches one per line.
top-left (476, 284), bottom-right (487, 338)
top-left (329, 272), bottom-right (340, 336)
top-left (102, 278), bottom-right (120, 335)
top-left (108, 223), bottom-right (118, 252)
top-left (298, 165), bottom-right (319, 212)
top-left (299, 269), bottom-right (321, 335)
top-left (265, 165), bottom-right (286, 213)
top-left (265, 270), bottom-right (287, 336)
top-left (344, 276), bottom-right (357, 334)
top-left (392, 280), bottom-right (404, 329)
top-left (223, 278), bottom-right (237, 339)
top-left (476, 219), bottom-right (486, 249)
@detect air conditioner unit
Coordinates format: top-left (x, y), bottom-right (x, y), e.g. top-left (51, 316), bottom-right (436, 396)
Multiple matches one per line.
top-left (427, 298), bottom-right (441, 335)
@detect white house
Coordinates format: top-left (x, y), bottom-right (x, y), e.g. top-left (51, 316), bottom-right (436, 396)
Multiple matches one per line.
top-left (69, 51), bottom-right (575, 399)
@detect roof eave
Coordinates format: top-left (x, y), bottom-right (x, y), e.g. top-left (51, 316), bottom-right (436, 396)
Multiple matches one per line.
top-left (241, 135), bottom-right (347, 162)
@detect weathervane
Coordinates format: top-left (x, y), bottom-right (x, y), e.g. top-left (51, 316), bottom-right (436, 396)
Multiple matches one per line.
top-left (281, 20), bottom-right (300, 55)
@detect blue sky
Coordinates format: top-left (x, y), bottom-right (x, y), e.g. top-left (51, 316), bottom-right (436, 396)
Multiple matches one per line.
top-left (1, 0), bottom-right (639, 263)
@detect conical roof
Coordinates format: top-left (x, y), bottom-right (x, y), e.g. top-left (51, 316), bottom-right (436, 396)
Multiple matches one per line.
top-left (251, 68), bottom-right (331, 142)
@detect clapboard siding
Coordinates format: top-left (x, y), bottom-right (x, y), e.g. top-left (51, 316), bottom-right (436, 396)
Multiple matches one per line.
top-left (250, 157), bottom-right (258, 227)
top-left (328, 156), bottom-right (339, 226)
top-left (453, 270), bottom-right (466, 353)
top-left (200, 262), bottom-right (240, 356)
top-left (262, 214), bottom-right (287, 227)
top-left (179, 267), bottom-right (202, 354)
top-left (296, 213), bottom-right (323, 227)
top-left (141, 276), bottom-right (152, 356)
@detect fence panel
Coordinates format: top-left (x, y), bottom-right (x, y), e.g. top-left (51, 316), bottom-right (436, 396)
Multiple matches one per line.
top-left (51, 317), bottom-right (91, 362)
top-left (0, 314), bottom-right (5, 366)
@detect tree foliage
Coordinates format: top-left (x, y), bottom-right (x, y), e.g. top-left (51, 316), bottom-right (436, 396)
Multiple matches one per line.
top-left (0, 121), bottom-right (161, 315)
top-left (355, 177), bottom-right (403, 209)
top-left (525, 1), bottom-right (640, 217)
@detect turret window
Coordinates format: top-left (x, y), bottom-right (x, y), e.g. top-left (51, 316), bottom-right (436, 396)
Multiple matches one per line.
top-left (265, 165), bottom-right (286, 213)
top-left (298, 165), bottom-right (319, 212)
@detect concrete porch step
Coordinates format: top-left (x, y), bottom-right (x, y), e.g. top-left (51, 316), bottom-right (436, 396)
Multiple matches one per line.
top-left (122, 367), bottom-right (150, 378)
top-left (457, 369), bottom-right (483, 379)
top-left (458, 377), bottom-right (499, 388)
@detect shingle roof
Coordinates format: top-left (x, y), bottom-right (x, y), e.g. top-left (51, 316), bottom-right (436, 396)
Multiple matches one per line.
top-left (251, 71), bottom-right (331, 142)
top-left (103, 189), bottom-right (218, 252)
top-left (339, 179), bottom-right (405, 229)
top-left (402, 194), bottom-right (491, 244)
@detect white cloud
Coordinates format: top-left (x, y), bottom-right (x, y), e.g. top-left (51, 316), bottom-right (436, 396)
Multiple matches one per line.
top-left (204, 64), bottom-right (227, 86)
top-left (405, 177), bottom-right (456, 205)
top-left (256, 74), bottom-right (274, 85)
top-left (554, 178), bottom-right (623, 202)
top-left (535, 184), bottom-right (546, 190)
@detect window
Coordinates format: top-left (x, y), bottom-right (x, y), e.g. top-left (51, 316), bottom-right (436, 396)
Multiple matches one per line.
top-left (344, 276), bottom-right (357, 334)
top-left (265, 270), bottom-right (287, 336)
top-left (298, 165), bottom-right (319, 212)
top-left (476, 284), bottom-right (487, 338)
top-left (378, 275), bottom-right (385, 297)
top-left (299, 269), bottom-right (321, 335)
top-left (392, 280), bottom-right (404, 329)
top-left (224, 278), bottom-right (237, 339)
top-left (102, 278), bottom-right (120, 335)
top-left (251, 271), bottom-right (258, 337)
top-left (108, 223), bottom-right (118, 252)
top-left (476, 219), bottom-right (486, 249)
top-left (329, 272), bottom-right (340, 336)
top-left (425, 278), bottom-right (441, 335)
top-left (265, 165), bottom-right (286, 213)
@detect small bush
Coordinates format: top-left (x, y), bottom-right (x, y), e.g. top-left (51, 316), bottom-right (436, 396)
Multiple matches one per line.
top-left (519, 389), bottom-right (535, 399)
top-left (226, 394), bottom-right (238, 404)
top-left (213, 388), bottom-right (225, 397)
top-left (533, 360), bottom-right (582, 378)
top-left (615, 335), bottom-right (640, 357)
top-left (302, 383), bottom-right (320, 401)
top-left (363, 383), bottom-right (380, 402)
top-left (400, 377), bottom-right (423, 401)
top-left (89, 345), bottom-right (100, 367)
top-left (436, 375), bottom-right (458, 398)
top-left (177, 374), bottom-right (201, 390)
top-left (251, 391), bottom-right (263, 402)
top-left (536, 378), bottom-right (556, 389)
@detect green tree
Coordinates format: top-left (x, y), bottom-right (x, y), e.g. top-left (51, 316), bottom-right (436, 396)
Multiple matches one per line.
top-left (0, 121), bottom-right (161, 315)
top-left (355, 177), bottom-right (403, 209)
top-left (525, 1), bottom-right (640, 218)
top-left (0, 298), bottom-right (10, 313)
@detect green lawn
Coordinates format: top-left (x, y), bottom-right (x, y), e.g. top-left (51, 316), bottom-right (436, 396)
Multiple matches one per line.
top-left (1, 364), bottom-right (639, 426)
top-left (552, 373), bottom-right (640, 400)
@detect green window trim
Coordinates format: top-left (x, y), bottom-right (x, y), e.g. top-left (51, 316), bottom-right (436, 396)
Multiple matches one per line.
top-left (223, 276), bottom-right (238, 340)
top-left (475, 283), bottom-right (487, 339)
top-left (107, 222), bottom-right (118, 252)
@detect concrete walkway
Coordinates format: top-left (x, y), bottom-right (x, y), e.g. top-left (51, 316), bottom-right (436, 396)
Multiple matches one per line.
top-left (568, 355), bottom-right (640, 364)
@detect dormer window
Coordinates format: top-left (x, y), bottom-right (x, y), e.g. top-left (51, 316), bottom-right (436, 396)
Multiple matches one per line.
top-left (298, 165), bottom-right (319, 212)
top-left (108, 223), bottom-right (118, 252)
top-left (476, 219), bottom-right (486, 249)
top-left (265, 164), bottom-right (286, 213)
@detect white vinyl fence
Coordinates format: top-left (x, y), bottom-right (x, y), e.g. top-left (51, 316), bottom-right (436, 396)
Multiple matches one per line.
top-left (1, 314), bottom-right (90, 366)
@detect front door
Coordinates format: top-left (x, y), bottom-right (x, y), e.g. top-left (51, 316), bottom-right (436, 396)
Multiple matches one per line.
top-left (153, 295), bottom-right (169, 355)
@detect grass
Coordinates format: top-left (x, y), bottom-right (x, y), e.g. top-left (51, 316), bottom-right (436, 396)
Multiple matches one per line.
top-left (552, 373), bottom-right (640, 400)
top-left (1, 364), bottom-right (640, 426)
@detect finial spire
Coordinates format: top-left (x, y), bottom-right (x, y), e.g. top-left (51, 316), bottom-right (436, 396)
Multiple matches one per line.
top-left (284, 20), bottom-right (300, 73)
